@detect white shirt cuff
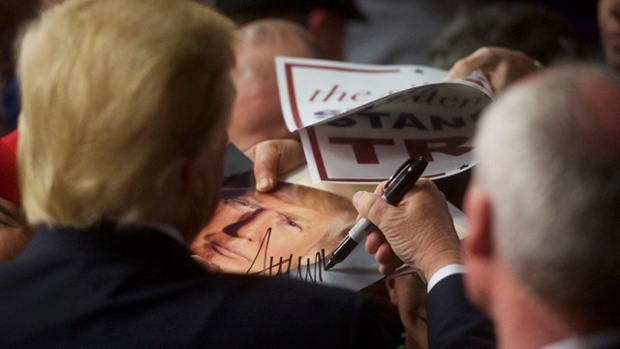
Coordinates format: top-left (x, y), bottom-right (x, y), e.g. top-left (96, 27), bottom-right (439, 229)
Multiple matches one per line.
top-left (427, 264), bottom-right (465, 293)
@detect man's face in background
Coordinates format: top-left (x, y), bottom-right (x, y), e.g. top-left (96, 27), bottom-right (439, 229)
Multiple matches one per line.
top-left (190, 184), bottom-right (355, 274)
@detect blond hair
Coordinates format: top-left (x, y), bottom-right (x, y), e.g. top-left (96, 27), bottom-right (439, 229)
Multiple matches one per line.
top-left (17, 0), bottom-right (235, 227)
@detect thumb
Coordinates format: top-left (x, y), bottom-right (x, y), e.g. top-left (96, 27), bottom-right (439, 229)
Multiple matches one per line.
top-left (248, 139), bottom-right (305, 193)
top-left (352, 191), bottom-right (391, 226)
top-left (252, 152), bottom-right (278, 193)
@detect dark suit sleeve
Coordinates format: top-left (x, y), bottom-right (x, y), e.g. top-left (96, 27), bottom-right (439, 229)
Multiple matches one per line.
top-left (347, 292), bottom-right (395, 349)
top-left (426, 273), bottom-right (496, 349)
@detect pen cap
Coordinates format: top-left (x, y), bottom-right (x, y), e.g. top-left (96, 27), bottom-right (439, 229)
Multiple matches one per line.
top-left (383, 157), bottom-right (427, 204)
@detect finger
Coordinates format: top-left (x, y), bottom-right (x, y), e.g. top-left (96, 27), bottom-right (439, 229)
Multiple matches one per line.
top-left (413, 177), bottom-right (437, 193)
top-left (364, 230), bottom-right (385, 254)
top-left (446, 46), bottom-right (498, 80)
top-left (362, 183), bottom-right (386, 232)
top-left (270, 139), bottom-right (305, 174)
top-left (248, 139), bottom-right (305, 192)
top-left (251, 143), bottom-right (279, 192)
top-left (372, 181), bottom-right (387, 196)
top-left (352, 191), bottom-right (393, 226)
top-left (376, 242), bottom-right (402, 264)
top-left (375, 245), bottom-right (403, 275)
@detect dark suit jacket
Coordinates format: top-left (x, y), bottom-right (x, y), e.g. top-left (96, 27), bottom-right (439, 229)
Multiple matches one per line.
top-left (0, 224), bottom-right (391, 348)
top-left (426, 273), bottom-right (496, 348)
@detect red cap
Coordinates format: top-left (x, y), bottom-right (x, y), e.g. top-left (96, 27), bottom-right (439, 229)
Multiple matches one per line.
top-left (0, 130), bottom-right (20, 203)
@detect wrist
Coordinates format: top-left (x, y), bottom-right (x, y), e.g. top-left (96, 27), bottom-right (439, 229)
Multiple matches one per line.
top-left (427, 264), bottom-right (465, 292)
top-left (420, 248), bottom-right (461, 284)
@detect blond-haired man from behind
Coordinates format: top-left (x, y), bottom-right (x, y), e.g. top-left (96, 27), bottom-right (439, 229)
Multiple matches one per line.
top-left (0, 1), bottom-right (390, 347)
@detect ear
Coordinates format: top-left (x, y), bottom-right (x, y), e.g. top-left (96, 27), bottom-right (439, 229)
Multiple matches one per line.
top-left (463, 184), bottom-right (493, 258)
top-left (183, 145), bottom-right (218, 200)
top-left (461, 184), bottom-right (495, 308)
top-left (385, 277), bottom-right (399, 306)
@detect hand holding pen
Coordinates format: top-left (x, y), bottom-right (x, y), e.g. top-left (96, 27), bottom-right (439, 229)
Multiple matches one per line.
top-left (325, 157), bottom-right (428, 270)
top-left (352, 174), bottom-right (462, 282)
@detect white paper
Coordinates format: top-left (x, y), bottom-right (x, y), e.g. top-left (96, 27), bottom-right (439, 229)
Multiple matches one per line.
top-left (276, 57), bottom-right (494, 183)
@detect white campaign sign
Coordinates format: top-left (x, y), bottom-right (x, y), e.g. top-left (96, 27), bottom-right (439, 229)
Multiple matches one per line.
top-left (276, 57), bottom-right (493, 183)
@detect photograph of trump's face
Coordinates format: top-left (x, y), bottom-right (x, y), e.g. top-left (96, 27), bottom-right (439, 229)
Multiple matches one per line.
top-left (190, 182), bottom-right (357, 275)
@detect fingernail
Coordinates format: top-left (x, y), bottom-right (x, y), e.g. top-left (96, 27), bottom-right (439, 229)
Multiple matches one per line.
top-left (257, 178), bottom-right (271, 192)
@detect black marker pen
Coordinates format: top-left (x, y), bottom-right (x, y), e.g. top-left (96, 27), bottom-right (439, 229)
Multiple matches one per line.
top-left (324, 157), bottom-right (428, 271)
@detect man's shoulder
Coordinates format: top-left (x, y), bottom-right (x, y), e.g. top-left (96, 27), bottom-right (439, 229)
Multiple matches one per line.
top-left (207, 272), bottom-right (368, 310)
top-left (0, 255), bottom-right (390, 348)
top-left (187, 273), bottom-right (391, 348)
